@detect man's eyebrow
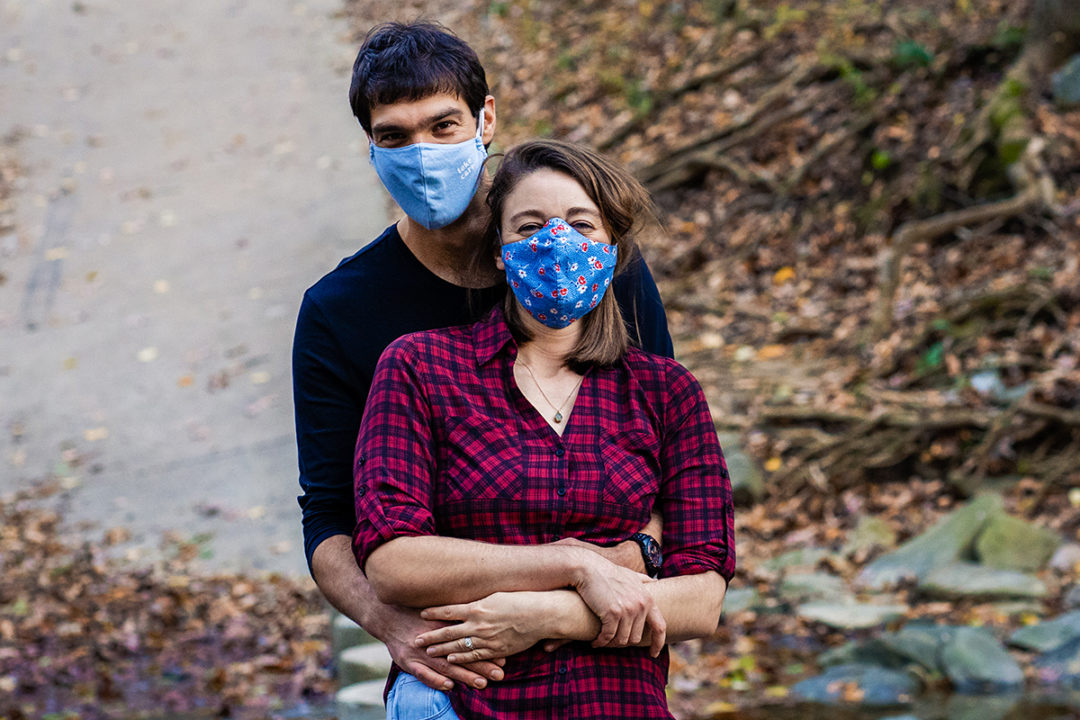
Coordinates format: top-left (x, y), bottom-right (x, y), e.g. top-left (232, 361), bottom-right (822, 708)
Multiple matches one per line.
top-left (371, 107), bottom-right (466, 134)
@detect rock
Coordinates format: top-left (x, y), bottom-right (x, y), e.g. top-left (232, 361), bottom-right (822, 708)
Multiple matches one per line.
top-left (1052, 53), bottom-right (1080, 108)
top-left (1050, 543), bottom-right (1080, 572)
top-left (797, 600), bottom-right (908, 630)
top-left (721, 586), bottom-right (760, 615)
top-left (762, 547), bottom-right (830, 572)
top-left (842, 515), bottom-right (897, 558)
top-left (778, 572), bottom-right (849, 603)
top-left (339, 643), bottom-right (393, 687)
top-left (717, 432), bottom-right (764, 504)
top-left (940, 627), bottom-right (1024, 694)
top-left (333, 612), bottom-right (377, 656)
top-left (336, 679), bottom-right (388, 720)
top-left (1033, 636), bottom-right (1080, 688)
top-left (974, 513), bottom-right (1061, 572)
top-left (856, 495), bottom-right (1003, 590)
top-left (919, 562), bottom-right (1048, 600)
top-left (1010, 610), bottom-right (1080, 652)
top-left (941, 694), bottom-right (1020, 720)
top-left (819, 637), bottom-right (919, 670)
top-left (877, 624), bottom-right (958, 674)
top-left (1066, 585), bottom-right (1080, 610)
top-left (790, 663), bottom-right (921, 705)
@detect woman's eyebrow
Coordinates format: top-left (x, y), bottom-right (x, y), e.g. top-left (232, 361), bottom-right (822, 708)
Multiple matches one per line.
top-left (506, 209), bottom-right (547, 224)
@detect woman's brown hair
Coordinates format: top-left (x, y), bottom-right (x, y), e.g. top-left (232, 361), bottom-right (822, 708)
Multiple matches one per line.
top-left (480, 139), bottom-right (656, 370)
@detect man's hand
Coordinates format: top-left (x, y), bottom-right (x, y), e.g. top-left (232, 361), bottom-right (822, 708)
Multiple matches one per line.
top-left (553, 511), bottom-right (663, 574)
top-left (310, 535), bottom-right (504, 691)
top-left (571, 552), bottom-right (666, 655)
top-left (370, 600), bottom-right (506, 691)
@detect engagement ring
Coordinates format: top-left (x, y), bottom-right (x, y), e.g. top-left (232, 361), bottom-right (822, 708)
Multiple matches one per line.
top-left (463, 636), bottom-right (474, 651)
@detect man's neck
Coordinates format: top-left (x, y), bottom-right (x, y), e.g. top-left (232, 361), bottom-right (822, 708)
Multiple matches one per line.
top-left (397, 208), bottom-right (496, 289)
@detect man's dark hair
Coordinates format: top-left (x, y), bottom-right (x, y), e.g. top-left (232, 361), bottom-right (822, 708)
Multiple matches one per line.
top-left (349, 22), bottom-right (489, 133)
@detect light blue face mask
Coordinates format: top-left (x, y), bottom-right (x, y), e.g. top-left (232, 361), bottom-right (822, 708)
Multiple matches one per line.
top-left (368, 111), bottom-right (487, 230)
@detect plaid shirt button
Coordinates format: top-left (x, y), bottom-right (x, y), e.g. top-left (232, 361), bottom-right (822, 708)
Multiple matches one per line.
top-left (554, 447), bottom-right (565, 457)
top-left (556, 487), bottom-right (566, 496)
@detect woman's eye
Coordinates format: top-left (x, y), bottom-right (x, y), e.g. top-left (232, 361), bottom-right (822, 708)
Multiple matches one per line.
top-left (571, 221), bottom-right (596, 232)
top-left (516, 223), bottom-right (542, 235)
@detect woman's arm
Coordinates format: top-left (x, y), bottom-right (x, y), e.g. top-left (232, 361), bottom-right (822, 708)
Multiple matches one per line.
top-left (416, 570), bottom-right (727, 661)
top-left (366, 534), bottom-right (666, 649)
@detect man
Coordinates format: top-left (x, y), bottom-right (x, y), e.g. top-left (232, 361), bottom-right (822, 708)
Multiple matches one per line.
top-left (292, 21), bottom-right (673, 694)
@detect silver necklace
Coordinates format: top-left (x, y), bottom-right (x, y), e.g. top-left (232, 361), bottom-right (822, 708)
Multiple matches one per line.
top-left (518, 361), bottom-right (584, 424)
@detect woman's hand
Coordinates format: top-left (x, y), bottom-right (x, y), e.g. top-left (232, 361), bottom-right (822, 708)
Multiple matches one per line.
top-left (417, 591), bottom-right (552, 663)
top-left (573, 553), bottom-right (666, 656)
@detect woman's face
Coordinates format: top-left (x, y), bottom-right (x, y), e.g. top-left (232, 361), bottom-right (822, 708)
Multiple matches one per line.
top-left (496, 168), bottom-right (610, 269)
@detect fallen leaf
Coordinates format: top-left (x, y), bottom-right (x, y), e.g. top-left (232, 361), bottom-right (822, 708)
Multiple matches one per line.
top-left (83, 426), bottom-right (109, 441)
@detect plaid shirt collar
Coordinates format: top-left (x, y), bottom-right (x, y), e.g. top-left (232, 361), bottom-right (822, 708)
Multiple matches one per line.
top-left (472, 305), bottom-right (517, 367)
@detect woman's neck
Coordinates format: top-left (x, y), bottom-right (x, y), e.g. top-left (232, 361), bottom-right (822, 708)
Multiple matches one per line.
top-left (516, 320), bottom-right (582, 376)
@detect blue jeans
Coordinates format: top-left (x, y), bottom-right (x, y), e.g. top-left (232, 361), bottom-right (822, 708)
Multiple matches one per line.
top-left (386, 672), bottom-right (461, 720)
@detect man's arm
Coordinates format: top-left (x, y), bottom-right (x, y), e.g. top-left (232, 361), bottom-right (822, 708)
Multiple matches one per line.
top-left (311, 536), bottom-right (504, 691)
top-left (293, 295), bottom-right (502, 690)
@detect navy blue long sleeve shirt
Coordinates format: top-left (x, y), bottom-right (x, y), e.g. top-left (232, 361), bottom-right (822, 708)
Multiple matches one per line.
top-left (292, 223), bottom-right (673, 573)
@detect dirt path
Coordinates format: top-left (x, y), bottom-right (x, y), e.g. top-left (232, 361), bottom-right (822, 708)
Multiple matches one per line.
top-left (0, 0), bottom-right (387, 577)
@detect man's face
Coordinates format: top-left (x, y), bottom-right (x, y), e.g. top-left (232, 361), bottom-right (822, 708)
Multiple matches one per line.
top-left (368, 92), bottom-right (496, 149)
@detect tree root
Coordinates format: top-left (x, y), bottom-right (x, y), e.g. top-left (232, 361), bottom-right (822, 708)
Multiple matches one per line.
top-left (869, 141), bottom-right (1056, 338)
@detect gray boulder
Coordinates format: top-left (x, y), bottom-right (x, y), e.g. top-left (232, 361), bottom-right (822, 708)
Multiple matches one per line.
top-left (1052, 53), bottom-right (1080, 108)
top-left (797, 600), bottom-right (908, 630)
top-left (856, 495), bottom-right (1002, 590)
top-left (762, 546), bottom-right (830, 572)
top-left (919, 562), bottom-right (1048, 600)
top-left (1050, 543), bottom-right (1080, 572)
top-left (1033, 636), bottom-right (1080, 688)
top-left (940, 626), bottom-right (1024, 694)
top-left (778, 572), bottom-right (850, 603)
top-left (974, 513), bottom-right (1061, 572)
top-left (791, 663), bottom-right (921, 705)
top-left (1010, 610), bottom-right (1080, 652)
top-left (877, 624), bottom-right (959, 674)
top-left (721, 586), bottom-right (760, 615)
top-left (1066, 584), bottom-right (1080, 610)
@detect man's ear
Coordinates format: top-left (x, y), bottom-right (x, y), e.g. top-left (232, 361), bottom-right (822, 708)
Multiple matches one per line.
top-left (481, 96), bottom-right (496, 146)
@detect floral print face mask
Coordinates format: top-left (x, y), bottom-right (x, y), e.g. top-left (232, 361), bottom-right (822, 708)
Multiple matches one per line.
top-left (501, 217), bottom-right (617, 329)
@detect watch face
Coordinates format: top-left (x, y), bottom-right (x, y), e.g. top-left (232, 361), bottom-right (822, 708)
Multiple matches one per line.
top-left (644, 538), bottom-right (662, 566)
top-left (635, 533), bottom-right (662, 571)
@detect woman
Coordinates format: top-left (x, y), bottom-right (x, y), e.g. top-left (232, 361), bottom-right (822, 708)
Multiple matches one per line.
top-left (353, 140), bottom-right (735, 719)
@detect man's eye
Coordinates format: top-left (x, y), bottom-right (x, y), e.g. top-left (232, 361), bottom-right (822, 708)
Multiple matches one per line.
top-left (435, 121), bottom-right (456, 131)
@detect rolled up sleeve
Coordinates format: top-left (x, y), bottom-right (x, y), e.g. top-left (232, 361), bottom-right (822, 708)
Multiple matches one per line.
top-left (656, 363), bottom-right (736, 582)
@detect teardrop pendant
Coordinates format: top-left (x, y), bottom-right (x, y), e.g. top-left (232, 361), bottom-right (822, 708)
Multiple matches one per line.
top-left (553, 411), bottom-right (564, 423)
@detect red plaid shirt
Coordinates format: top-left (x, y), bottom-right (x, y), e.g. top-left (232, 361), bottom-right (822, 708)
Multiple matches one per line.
top-left (353, 306), bottom-right (735, 720)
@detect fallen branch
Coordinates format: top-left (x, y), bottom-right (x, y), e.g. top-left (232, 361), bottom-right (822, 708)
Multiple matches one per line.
top-left (596, 46), bottom-right (767, 152)
top-left (634, 59), bottom-right (821, 188)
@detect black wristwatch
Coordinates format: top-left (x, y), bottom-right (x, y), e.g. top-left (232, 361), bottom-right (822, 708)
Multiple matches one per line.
top-left (631, 533), bottom-right (663, 578)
